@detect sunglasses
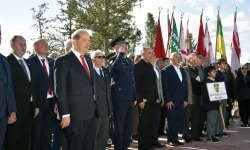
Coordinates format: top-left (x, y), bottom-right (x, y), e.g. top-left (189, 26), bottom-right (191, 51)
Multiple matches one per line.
top-left (95, 56), bottom-right (105, 59)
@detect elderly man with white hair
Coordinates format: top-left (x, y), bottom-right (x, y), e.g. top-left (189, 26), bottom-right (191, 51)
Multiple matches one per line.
top-left (64, 39), bottom-right (72, 54)
top-left (91, 50), bottom-right (113, 150)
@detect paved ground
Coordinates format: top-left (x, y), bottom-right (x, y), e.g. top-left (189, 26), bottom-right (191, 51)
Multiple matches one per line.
top-left (106, 118), bottom-right (250, 150)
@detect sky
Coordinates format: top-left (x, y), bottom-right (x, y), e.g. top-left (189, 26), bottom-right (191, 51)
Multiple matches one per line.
top-left (0, 0), bottom-right (249, 64)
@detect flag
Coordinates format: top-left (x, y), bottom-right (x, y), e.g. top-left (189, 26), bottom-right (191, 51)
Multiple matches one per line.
top-left (231, 9), bottom-right (241, 77)
top-left (166, 10), bottom-right (171, 58)
top-left (179, 19), bottom-right (187, 62)
top-left (154, 17), bottom-right (166, 58)
top-left (216, 14), bottom-right (227, 61)
top-left (185, 19), bottom-right (191, 54)
top-left (170, 14), bottom-right (181, 59)
top-left (204, 22), bottom-right (215, 63)
top-left (197, 11), bottom-right (206, 57)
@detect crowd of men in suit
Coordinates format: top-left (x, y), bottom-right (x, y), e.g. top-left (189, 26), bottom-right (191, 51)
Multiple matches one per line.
top-left (0, 28), bottom-right (250, 150)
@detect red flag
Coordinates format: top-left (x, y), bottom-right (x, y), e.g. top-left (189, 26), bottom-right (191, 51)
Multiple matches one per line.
top-left (166, 11), bottom-right (171, 58)
top-left (196, 12), bottom-right (206, 57)
top-left (154, 17), bottom-right (166, 58)
top-left (231, 9), bottom-right (241, 77)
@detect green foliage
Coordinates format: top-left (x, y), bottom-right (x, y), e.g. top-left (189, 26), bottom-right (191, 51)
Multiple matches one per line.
top-left (75, 0), bottom-right (142, 55)
top-left (145, 13), bottom-right (157, 49)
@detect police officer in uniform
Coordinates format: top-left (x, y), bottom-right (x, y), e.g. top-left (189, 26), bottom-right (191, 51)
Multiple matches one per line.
top-left (109, 36), bottom-right (137, 150)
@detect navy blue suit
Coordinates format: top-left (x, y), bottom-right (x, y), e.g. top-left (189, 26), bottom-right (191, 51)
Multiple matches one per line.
top-left (162, 64), bottom-right (188, 142)
top-left (29, 55), bottom-right (60, 150)
top-left (110, 52), bottom-right (136, 150)
top-left (0, 54), bottom-right (16, 149)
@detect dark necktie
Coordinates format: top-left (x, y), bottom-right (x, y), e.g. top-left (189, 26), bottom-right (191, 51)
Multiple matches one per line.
top-left (41, 59), bottom-right (53, 95)
top-left (80, 55), bottom-right (91, 80)
top-left (100, 69), bottom-right (104, 78)
top-left (19, 59), bottom-right (29, 81)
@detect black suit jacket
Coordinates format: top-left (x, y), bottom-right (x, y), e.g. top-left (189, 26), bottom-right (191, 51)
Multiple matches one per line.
top-left (54, 51), bottom-right (98, 121)
top-left (94, 68), bottom-right (112, 116)
top-left (7, 54), bottom-right (33, 117)
top-left (28, 55), bottom-right (55, 109)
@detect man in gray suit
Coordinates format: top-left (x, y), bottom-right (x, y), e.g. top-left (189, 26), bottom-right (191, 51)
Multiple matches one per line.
top-left (151, 54), bottom-right (166, 148)
top-left (91, 50), bottom-right (113, 150)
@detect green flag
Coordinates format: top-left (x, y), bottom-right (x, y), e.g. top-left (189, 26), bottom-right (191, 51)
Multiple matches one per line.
top-left (170, 15), bottom-right (181, 59)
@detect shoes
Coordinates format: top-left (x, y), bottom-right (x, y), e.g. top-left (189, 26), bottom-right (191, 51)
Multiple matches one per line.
top-left (168, 142), bottom-right (178, 146)
top-left (221, 132), bottom-right (230, 137)
top-left (192, 137), bottom-right (203, 141)
top-left (175, 140), bottom-right (184, 145)
top-left (153, 142), bottom-right (167, 148)
top-left (207, 137), bottom-right (221, 143)
top-left (106, 143), bottom-right (112, 147)
top-left (182, 136), bottom-right (192, 143)
top-left (159, 131), bottom-right (167, 136)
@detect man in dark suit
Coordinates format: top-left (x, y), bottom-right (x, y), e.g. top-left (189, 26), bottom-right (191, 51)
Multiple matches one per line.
top-left (5, 36), bottom-right (33, 150)
top-left (162, 52), bottom-right (188, 146)
top-left (29, 39), bottom-right (60, 150)
top-left (91, 50), bottom-right (113, 150)
top-left (54, 29), bottom-right (98, 150)
top-left (110, 36), bottom-right (137, 150)
top-left (135, 48), bottom-right (159, 150)
top-left (0, 49), bottom-right (17, 150)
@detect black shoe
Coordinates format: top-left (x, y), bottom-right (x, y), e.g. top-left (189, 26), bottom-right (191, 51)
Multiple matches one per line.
top-left (215, 134), bottom-right (222, 138)
top-left (221, 132), bottom-right (229, 137)
top-left (159, 131), bottom-right (167, 136)
top-left (168, 141), bottom-right (179, 146)
top-left (175, 140), bottom-right (184, 145)
top-left (183, 137), bottom-right (192, 143)
top-left (153, 142), bottom-right (167, 148)
top-left (106, 143), bottom-right (112, 147)
top-left (199, 133), bottom-right (206, 137)
top-left (192, 137), bottom-right (203, 141)
top-left (207, 137), bottom-right (221, 143)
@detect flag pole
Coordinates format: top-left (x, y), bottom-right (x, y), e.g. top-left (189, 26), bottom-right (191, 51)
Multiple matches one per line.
top-left (168, 6), bottom-right (176, 53)
top-left (179, 12), bottom-right (184, 42)
top-left (215, 6), bottom-right (220, 61)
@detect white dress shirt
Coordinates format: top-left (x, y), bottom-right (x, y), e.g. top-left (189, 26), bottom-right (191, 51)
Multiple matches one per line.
top-left (93, 66), bottom-right (101, 76)
top-left (12, 53), bottom-right (33, 102)
top-left (37, 55), bottom-right (53, 98)
top-left (153, 66), bottom-right (159, 79)
top-left (173, 65), bottom-right (183, 82)
top-left (71, 49), bottom-right (90, 71)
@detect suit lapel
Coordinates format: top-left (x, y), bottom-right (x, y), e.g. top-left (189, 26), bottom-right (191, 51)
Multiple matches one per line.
top-left (170, 65), bottom-right (181, 82)
top-left (47, 57), bottom-right (54, 79)
top-left (95, 71), bottom-right (107, 92)
top-left (68, 52), bottom-right (91, 83)
top-left (34, 55), bottom-right (47, 77)
top-left (9, 54), bottom-right (30, 82)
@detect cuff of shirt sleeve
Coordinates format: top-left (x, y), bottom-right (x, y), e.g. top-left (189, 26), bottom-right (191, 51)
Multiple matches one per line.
top-left (62, 114), bottom-right (70, 118)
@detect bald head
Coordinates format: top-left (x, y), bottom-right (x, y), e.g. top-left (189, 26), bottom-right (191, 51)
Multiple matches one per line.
top-left (170, 52), bottom-right (181, 66)
top-left (72, 29), bottom-right (90, 54)
top-left (141, 47), bottom-right (153, 62)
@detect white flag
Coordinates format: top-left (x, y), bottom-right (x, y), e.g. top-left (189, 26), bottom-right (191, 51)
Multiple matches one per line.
top-left (179, 19), bottom-right (187, 62)
top-left (204, 23), bottom-right (214, 63)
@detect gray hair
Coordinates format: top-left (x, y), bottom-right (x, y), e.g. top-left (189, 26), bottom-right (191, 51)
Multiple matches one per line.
top-left (71, 29), bottom-right (89, 40)
top-left (91, 50), bottom-right (103, 59)
top-left (33, 39), bottom-right (47, 47)
top-left (64, 39), bottom-right (72, 49)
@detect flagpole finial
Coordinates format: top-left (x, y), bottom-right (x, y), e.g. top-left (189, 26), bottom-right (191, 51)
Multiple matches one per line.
top-left (218, 6), bottom-right (220, 13)
top-left (202, 4), bottom-right (204, 11)
top-left (181, 12), bottom-right (184, 19)
top-left (158, 7), bottom-right (162, 16)
top-left (172, 6), bottom-right (176, 11)
top-left (206, 18), bottom-right (210, 22)
top-left (236, 7), bottom-right (238, 12)
top-left (167, 8), bottom-right (169, 13)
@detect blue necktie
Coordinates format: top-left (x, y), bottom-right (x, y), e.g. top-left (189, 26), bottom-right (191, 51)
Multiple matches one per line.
top-left (19, 59), bottom-right (29, 80)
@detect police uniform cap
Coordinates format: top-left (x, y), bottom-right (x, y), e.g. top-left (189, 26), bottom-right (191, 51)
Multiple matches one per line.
top-left (110, 35), bottom-right (129, 47)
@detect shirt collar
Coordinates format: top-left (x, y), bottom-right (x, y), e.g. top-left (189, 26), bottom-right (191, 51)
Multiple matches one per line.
top-left (173, 64), bottom-right (180, 69)
top-left (93, 66), bottom-right (101, 71)
top-left (37, 54), bottom-right (47, 61)
top-left (207, 77), bottom-right (215, 81)
top-left (12, 53), bottom-right (23, 61)
top-left (71, 49), bottom-right (82, 58)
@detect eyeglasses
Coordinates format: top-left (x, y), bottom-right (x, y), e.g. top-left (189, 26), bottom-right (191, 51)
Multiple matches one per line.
top-left (242, 67), bottom-right (247, 70)
top-left (95, 56), bottom-right (105, 59)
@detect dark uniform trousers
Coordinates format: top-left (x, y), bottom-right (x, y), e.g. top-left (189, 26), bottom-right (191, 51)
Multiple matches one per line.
top-left (138, 100), bottom-right (156, 150)
top-left (152, 102), bottom-right (162, 144)
top-left (113, 100), bottom-right (134, 150)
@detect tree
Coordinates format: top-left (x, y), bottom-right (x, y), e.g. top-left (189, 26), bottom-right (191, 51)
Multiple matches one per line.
top-left (57, 0), bottom-right (79, 39)
top-left (31, 3), bottom-right (65, 55)
top-left (31, 3), bottom-right (50, 39)
top-left (145, 13), bottom-right (157, 48)
top-left (75, 0), bottom-right (142, 56)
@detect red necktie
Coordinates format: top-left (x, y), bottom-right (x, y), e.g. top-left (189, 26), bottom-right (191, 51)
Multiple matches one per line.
top-left (80, 55), bottom-right (91, 80)
top-left (41, 59), bottom-right (53, 95)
